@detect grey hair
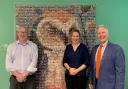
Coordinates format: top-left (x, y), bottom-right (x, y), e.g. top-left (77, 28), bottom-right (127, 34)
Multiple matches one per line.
top-left (96, 25), bottom-right (109, 34)
top-left (16, 25), bottom-right (28, 32)
top-left (96, 25), bottom-right (108, 30)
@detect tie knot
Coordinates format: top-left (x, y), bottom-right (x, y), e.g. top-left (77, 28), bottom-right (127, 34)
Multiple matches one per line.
top-left (99, 44), bottom-right (103, 47)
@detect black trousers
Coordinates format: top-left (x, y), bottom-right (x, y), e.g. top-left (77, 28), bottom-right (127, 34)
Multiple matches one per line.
top-left (65, 74), bottom-right (87, 89)
top-left (95, 78), bottom-right (98, 88)
top-left (9, 75), bottom-right (35, 89)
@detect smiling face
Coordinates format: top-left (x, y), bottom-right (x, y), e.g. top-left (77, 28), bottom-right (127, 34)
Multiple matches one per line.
top-left (70, 30), bottom-right (80, 45)
top-left (17, 26), bottom-right (28, 43)
top-left (97, 26), bottom-right (109, 44)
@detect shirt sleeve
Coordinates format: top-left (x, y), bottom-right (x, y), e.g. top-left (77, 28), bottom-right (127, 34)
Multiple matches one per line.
top-left (63, 45), bottom-right (68, 65)
top-left (82, 45), bottom-right (90, 67)
top-left (26, 44), bottom-right (38, 73)
top-left (5, 45), bottom-right (16, 72)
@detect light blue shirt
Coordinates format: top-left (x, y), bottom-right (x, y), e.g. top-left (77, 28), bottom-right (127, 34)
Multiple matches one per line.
top-left (6, 40), bottom-right (38, 74)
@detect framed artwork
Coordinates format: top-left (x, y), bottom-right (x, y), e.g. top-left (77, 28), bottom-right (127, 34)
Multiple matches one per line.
top-left (16, 5), bottom-right (96, 89)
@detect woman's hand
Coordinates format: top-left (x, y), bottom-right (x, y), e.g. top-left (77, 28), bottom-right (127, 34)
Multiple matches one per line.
top-left (69, 68), bottom-right (79, 75)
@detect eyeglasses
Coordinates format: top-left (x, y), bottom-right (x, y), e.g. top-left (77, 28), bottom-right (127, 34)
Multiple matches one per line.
top-left (18, 31), bottom-right (28, 34)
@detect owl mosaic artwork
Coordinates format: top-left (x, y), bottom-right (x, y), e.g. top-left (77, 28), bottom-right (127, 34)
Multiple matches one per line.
top-left (16, 5), bottom-right (96, 89)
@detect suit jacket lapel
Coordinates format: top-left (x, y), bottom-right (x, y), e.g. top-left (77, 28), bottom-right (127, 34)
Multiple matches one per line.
top-left (93, 46), bottom-right (98, 71)
top-left (100, 42), bottom-right (110, 63)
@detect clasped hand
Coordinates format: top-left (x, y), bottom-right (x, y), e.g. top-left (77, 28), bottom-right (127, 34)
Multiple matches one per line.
top-left (16, 73), bottom-right (26, 83)
top-left (69, 68), bottom-right (79, 76)
top-left (15, 71), bottom-right (29, 83)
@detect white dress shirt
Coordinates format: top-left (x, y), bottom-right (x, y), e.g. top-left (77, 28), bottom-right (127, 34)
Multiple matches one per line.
top-left (6, 40), bottom-right (38, 74)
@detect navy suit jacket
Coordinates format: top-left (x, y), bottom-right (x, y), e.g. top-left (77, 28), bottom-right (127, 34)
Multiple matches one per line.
top-left (90, 41), bottom-right (125, 89)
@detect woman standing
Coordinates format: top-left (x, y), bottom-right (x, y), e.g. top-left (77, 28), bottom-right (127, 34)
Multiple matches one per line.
top-left (63, 28), bottom-right (90, 89)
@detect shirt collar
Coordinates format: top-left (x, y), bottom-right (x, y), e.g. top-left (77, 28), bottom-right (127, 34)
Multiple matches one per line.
top-left (16, 40), bottom-right (29, 46)
top-left (101, 40), bottom-right (108, 47)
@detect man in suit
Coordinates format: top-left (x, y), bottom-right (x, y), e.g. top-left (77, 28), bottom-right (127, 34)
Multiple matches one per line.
top-left (89, 25), bottom-right (125, 89)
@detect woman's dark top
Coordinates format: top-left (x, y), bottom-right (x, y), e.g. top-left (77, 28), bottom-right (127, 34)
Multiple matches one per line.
top-left (63, 43), bottom-right (90, 76)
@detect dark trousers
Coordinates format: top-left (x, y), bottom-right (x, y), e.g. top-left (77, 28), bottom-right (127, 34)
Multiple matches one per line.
top-left (65, 74), bottom-right (87, 89)
top-left (95, 78), bottom-right (98, 88)
top-left (9, 75), bottom-right (35, 89)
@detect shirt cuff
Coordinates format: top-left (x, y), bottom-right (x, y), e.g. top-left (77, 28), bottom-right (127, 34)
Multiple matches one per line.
top-left (6, 67), bottom-right (16, 72)
top-left (27, 67), bottom-right (37, 73)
